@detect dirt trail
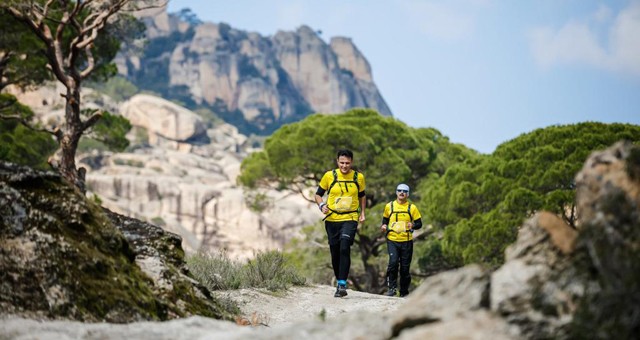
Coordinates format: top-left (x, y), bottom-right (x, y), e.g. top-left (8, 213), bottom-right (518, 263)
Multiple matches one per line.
top-left (221, 284), bottom-right (403, 326)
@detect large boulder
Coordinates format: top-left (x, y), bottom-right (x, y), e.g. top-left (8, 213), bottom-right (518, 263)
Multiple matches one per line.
top-left (120, 94), bottom-right (208, 145)
top-left (0, 161), bottom-right (231, 322)
top-left (388, 141), bottom-right (640, 339)
top-left (80, 94), bottom-right (320, 259)
top-left (490, 141), bottom-right (640, 339)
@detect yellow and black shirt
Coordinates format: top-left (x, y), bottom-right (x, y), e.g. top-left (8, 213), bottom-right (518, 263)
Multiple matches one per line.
top-left (382, 200), bottom-right (422, 242)
top-left (318, 169), bottom-right (366, 222)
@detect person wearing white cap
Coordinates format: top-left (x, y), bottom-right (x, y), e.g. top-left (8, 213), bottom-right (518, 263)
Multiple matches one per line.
top-left (380, 183), bottom-right (422, 297)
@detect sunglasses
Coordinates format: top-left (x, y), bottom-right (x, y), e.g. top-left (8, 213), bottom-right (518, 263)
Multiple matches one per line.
top-left (396, 190), bottom-right (409, 193)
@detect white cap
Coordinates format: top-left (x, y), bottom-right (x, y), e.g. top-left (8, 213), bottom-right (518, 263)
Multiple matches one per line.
top-left (396, 183), bottom-right (410, 192)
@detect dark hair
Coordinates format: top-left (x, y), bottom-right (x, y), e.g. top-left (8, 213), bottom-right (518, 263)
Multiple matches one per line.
top-left (336, 149), bottom-right (353, 160)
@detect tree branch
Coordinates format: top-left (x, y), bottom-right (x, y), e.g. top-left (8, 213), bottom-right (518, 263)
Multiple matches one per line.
top-left (291, 181), bottom-right (316, 203)
top-left (0, 114), bottom-right (57, 137)
top-left (121, 0), bottom-right (169, 14)
top-left (82, 111), bottom-right (103, 132)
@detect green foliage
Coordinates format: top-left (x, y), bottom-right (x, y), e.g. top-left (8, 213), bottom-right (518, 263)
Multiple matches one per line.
top-left (2, 3), bottom-right (144, 87)
top-left (239, 108), bottom-right (442, 205)
top-left (240, 109), bottom-right (477, 290)
top-left (187, 251), bottom-right (244, 291)
top-left (173, 8), bottom-right (202, 26)
top-left (85, 13), bottom-right (145, 83)
top-left (84, 111), bottom-right (132, 152)
top-left (0, 9), bottom-right (50, 90)
top-left (128, 27), bottom-right (195, 97)
top-left (244, 190), bottom-right (273, 213)
top-left (414, 127), bottom-right (480, 176)
top-left (193, 107), bottom-right (224, 128)
top-left (88, 76), bottom-right (139, 102)
top-left (77, 138), bottom-right (109, 153)
top-left (414, 235), bottom-right (459, 275)
top-left (238, 152), bottom-right (276, 188)
top-left (318, 308), bottom-right (327, 321)
top-left (1, 1), bottom-right (148, 186)
top-left (243, 250), bottom-right (307, 290)
top-left (425, 122), bottom-right (640, 266)
top-left (187, 250), bottom-right (306, 292)
top-left (90, 194), bottom-right (103, 205)
top-left (284, 224), bottom-right (335, 285)
top-left (0, 95), bottom-right (56, 168)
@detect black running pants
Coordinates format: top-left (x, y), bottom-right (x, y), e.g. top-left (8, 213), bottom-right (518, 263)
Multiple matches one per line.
top-left (386, 239), bottom-right (413, 295)
top-left (325, 221), bottom-right (357, 282)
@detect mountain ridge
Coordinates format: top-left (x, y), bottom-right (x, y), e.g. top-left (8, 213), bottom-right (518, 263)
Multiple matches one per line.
top-left (116, 5), bottom-right (392, 136)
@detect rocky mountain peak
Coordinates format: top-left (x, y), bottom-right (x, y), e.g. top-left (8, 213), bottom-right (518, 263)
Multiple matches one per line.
top-left (330, 36), bottom-right (373, 82)
top-left (122, 7), bottom-right (392, 136)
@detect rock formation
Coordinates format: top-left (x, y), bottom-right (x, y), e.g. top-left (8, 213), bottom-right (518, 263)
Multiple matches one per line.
top-left (0, 161), bottom-right (231, 322)
top-left (7, 80), bottom-right (321, 260)
top-left (121, 6), bottom-right (392, 135)
top-left (390, 140), bottom-right (640, 339)
top-left (81, 94), bottom-right (320, 259)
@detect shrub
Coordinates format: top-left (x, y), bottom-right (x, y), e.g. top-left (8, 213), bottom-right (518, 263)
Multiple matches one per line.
top-left (186, 251), bottom-right (243, 291)
top-left (242, 250), bottom-right (306, 291)
top-left (186, 250), bottom-right (306, 293)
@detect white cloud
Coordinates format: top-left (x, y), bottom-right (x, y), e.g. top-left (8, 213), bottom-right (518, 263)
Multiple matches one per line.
top-left (609, 2), bottom-right (640, 74)
top-left (529, 2), bottom-right (640, 76)
top-left (401, 1), bottom-right (476, 42)
top-left (529, 22), bottom-right (608, 68)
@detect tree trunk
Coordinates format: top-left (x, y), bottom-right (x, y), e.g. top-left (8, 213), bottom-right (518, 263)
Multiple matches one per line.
top-left (51, 85), bottom-right (85, 191)
top-left (357, 233), bottom-right (385, 293)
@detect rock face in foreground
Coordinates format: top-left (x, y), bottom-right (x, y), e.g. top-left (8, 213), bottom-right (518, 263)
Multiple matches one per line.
top-left (0, 162), bottom-right (231, 322)
top-left (391, 141), bottom-right (640, 339)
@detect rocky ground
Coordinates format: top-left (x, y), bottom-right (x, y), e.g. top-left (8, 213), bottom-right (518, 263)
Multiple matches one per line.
top-left (1, 285), bottom-right (404, 339)
top-left (222, 284), bottom-right (401, 326)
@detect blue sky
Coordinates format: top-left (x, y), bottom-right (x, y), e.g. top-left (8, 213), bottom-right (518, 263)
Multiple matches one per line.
top-left (167, 0), bottom-right (640, 154)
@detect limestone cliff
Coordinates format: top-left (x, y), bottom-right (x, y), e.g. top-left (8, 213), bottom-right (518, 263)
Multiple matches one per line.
top-left (120, 6), bottom-right (392, 135)
top-left (8, 83), bottom-right (321, 261)
top-left (81, 94), bottom-right (321, 260)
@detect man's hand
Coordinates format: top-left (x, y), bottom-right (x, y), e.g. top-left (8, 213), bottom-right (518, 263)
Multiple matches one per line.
top-left (380, 224), bottom-right (387, 233)
top-left (318, 202), bottom-right (328, 214)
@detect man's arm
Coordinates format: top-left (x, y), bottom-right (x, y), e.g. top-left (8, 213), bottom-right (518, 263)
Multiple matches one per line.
top-left (358, 191), bottom-right (366, 223)
top-left (380, 216), bottom-right (390, 232)
top-left (410, 206), bottom-right (423, 230)
top-left (316, 187), bottom-right (328, 214)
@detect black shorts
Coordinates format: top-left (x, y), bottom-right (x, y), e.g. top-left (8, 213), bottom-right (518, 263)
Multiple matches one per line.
top-left (325, 220), bottom-right (358, 246)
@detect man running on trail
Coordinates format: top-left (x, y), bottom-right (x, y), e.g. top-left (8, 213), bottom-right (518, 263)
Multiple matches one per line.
top-left (315, 149), bottom-right (366, 298)
top-left (380, 183), bottom-right (422, 297)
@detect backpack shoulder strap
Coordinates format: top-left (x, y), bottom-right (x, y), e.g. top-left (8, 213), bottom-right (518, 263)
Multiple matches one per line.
top-left (328, 169), bottom-right (338, 192)
top-left (329, 169), bottom-right (360, 193)
top-left (353, 170), bottom-right (360, 192)
top-left (408, 203), bottom-right (413, 221)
